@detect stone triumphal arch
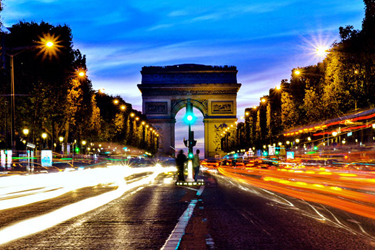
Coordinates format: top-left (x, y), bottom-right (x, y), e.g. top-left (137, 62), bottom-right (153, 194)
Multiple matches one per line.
top-left (137, 64), bottom-right (241, 159)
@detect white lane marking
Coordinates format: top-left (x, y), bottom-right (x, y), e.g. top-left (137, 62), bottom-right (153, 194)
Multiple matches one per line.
top-left (183, 187), bottom-right (199, 192)
top-left (196, 185), bottom-right (205, 196)
top-left (161, 185), bottom-right (206, 250)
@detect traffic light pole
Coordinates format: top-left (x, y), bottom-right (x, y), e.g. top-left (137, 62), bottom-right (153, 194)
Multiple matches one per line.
top-left (186, 122), bottom-right (194, 181)
top-left (185, 99), bottom-right (193, 181)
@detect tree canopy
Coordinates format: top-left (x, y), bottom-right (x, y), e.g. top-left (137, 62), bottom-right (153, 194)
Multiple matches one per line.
top-left (0, 21), bottom-right (158, 154)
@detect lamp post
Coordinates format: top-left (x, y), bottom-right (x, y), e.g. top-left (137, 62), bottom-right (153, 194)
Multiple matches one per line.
top-left (82, 140), bottom-right (87, 155)
top-left (5, 35), bottom-right (57, 154)
top-left (59, 136), bottom-right (64, 155)
top-left (22, 128), bottom-right (29, 151)
top-left (41, 133), bottom-right (47, 149)
top-left (22, 128), bottom-right (31, 171)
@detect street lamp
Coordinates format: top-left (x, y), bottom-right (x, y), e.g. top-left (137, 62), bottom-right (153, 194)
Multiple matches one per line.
top-left (6, 34), bottom-right (58, 153)
top-left (78, 71), bottom-right (85, 77)
top-left (82, 140), bottom-right (87, 155)
top-left (59, 136), bottom-right (64, 154)
top-left (42, 133), bottom-right (47, 149)
top-left (23, 128), bottom-right (29, 153)
top-left (316, 46), bottom-right (328, 57)
top-left (294, 69), bottom-right (301, 76)
top-left (22, 128), bottom-right (29, 137)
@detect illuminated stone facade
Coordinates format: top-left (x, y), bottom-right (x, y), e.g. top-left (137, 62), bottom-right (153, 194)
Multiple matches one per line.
top-left (138, 64), bottom-right (241, 159)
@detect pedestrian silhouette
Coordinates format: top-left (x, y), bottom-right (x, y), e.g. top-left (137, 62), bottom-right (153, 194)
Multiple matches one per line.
top-left (193, 149), bottom-right (200, 181)
top-left (176, 150), bottom-right (187, 181)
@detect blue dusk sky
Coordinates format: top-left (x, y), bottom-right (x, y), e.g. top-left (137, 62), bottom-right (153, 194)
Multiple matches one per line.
top-left (1, 0), bottom-right (365, 153)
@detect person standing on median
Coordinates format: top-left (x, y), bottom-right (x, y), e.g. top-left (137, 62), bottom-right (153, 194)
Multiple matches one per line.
top-left (193, 149), bottom-right (201, 182)
top-left (176, 150), bottom-right (187, 181)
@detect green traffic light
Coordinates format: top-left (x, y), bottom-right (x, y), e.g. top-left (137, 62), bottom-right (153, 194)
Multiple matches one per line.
top-left (183, 112), bottom-right (196, 124)
top-left (75, 147), bottom-right (80, 153)
top-left (314, 146), bottom-right (318, 150)
top-left (188, 152), bottom-right (194, 158)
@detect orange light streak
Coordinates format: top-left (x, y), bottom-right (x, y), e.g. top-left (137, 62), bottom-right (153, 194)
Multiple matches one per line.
top-left (218, 167), bottom-right (375, 220)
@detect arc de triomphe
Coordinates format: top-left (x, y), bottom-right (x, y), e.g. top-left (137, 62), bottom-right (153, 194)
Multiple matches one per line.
top-left (137, 64), bottom-right (241, 159)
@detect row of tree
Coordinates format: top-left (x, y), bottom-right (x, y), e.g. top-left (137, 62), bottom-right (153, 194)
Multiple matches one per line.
top-left (225, 0), bottom-right (375, 152)
top-left (0, 21), bottom-right (158, 154)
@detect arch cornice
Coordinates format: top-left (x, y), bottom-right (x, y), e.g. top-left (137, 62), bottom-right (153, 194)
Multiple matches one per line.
top-left (137, 83), bottom-right (241, 96)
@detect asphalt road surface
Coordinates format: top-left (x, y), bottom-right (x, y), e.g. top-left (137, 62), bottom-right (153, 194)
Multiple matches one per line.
top-left (1, 171), bottom-right (375, 249)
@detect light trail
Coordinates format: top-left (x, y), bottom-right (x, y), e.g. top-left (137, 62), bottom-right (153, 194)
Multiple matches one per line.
top-left (0, 165), bottom-right (173, 246)
top-left (218, 166), bottom-right (375, 220)
top-left (0, 165), bottom-right (173, 210)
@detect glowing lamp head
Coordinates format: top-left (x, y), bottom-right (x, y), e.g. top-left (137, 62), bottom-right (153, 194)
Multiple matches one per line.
top-left (23, 128), bottom-right (29, 136)
top-left (316, 47), bottom-right (328, 57)
top-left (46, 41), bottom-right (54, 47)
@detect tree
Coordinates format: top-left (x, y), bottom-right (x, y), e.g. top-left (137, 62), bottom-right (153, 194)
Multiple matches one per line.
top-left (0, 22), bottom-right (91, 150)
top-left (89, 94), bottom-right (101, 139)
top-left (281, 91), bottom-right (299, 130)
top-left (303, 85), bottom-right (323, 123)
top-left (63, 78), bottom-right (83, 148)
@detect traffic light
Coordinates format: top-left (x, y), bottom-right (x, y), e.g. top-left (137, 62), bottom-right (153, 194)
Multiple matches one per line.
top-left (313, 146), bottom-right (318, 151)
top-left (75, 146), bottom-right (80, 153)
top-left (188, 152), bottom-right (194, 159)
top-left (183, 101), bottom-right (196, 125)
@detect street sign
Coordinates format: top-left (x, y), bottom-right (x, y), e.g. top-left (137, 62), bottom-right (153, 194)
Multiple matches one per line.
top-left (41, 150), bottom-right (52, 167)
top-left (26, 142), bottom-right (36, 148)
top-left (286, 151), bottom-right (295, 159)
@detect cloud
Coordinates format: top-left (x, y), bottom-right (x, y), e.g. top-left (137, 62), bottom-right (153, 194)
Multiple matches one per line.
top-left (168, 10), bottom-right (188, 17)
top-left (148, 24), bottom-right (174, 31)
